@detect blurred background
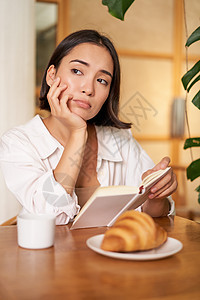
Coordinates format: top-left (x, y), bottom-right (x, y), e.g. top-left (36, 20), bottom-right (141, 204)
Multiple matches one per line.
top-left (0, 0), bottom-right (199, 223)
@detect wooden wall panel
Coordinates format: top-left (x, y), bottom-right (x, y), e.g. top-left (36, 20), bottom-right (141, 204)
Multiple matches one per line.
top-left (120, 57), bottom-right (173, 137)
top-left (69, 0), bottom-right (174, 53)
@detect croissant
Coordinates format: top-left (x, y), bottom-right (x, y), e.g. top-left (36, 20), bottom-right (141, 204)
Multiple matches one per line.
top-left (101, 210), bottom-right (167, 252)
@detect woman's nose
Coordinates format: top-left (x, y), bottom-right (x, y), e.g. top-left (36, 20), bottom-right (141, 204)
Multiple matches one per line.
top-left (81, 80), bottom-right (94, 96)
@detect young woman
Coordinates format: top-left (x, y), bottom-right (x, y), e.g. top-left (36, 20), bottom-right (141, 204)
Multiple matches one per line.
top-left (0, 30), bottom-right (177, 224)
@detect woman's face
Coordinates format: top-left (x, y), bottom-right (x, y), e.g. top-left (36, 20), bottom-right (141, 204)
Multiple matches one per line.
top-left (47, 43), bottom-right (114, 121)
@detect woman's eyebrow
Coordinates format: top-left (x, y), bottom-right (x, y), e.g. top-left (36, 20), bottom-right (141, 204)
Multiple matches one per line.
top-left (101, 70), bottom-right (113, 78)
top-left (70, 59), bottom-right (113, 78)
top-left (70, 59), bottom-right (88, 66)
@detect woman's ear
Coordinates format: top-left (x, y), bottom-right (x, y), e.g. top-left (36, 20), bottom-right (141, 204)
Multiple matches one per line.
top-left (46, 65), bottom-right (56, 87)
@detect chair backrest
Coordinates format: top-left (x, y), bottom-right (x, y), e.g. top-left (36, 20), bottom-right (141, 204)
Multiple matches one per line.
top-left (0, 216), bottom-right (17, 226)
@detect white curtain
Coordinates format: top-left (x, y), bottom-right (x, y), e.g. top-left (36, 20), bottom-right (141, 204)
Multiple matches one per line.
top-left (0, 0), bottom-right (35, 223)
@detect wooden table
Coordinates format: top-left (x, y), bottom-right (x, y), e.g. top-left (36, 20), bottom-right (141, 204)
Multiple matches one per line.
top-left (0, 216), bottom-right (200, 300)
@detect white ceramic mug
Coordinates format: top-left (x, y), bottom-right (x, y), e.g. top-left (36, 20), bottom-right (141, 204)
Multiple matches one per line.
top-left (17, 213), bottom-right (56, 249)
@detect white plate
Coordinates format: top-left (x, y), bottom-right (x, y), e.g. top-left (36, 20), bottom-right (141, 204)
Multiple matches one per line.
top-left (86, 234), bottom-right (183, 261)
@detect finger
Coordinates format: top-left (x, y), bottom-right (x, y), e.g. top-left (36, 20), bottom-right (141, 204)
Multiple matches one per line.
top-left (47, 94), bottom-right (58, 115)
top-left (48, 81), bottom-right (67, 113)
top-left (152, 156), bottom-right (170, 171)
top-left (150, 168), bottom-right (173, 193)
top-left (47, 78), bottom-right (60, 111)
top-left (48, 77), bottom-right (60, 97)
top-left (142, 156), bottom-right (172, 183)
top-left (48, 77), bottom-right (66, 105)
top-left (47, 79), bottom-right (60, 109)
top-left (142, 156), bottom-right (171, 180)
top-left (59, 93), bottom-right (73, 113)
top-left (149, 173), bottom-right (177, 199)
top-left (49, 85), bottom-right (67, 109)
top-left (149, 180), bottom-right (177, 199)
top-left (50, 87), bottom-right (67, 114)
top-left (141, 169), bottom-right (152, 180)
top-left (149, 181), bottom-right (172, 199)
top-left (51, 83), bottom-right (67, 101)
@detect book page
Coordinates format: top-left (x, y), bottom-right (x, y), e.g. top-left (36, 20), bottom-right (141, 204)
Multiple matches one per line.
top-left (142, 167), bottom-right (171, 187)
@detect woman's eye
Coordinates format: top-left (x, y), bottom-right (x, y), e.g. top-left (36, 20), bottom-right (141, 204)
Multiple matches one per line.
top-left (97, 78), bottom-right (108, 86)
top-left (71, 69), bottom-right (82, 75)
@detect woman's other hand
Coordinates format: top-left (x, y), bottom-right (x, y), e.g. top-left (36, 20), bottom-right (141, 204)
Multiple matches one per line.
top-left (142, 156), bottom-right (178, 200)
top-left (141, 157), bottom-right (177, 217)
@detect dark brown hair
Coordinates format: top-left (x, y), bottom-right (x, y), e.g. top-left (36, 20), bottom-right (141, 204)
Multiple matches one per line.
top-left (39, 29), bottom-right (131, 129)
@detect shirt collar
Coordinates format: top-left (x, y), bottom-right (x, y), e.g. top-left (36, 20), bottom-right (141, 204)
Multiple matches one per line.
top-left (25, 115), bottom-right (62, 159)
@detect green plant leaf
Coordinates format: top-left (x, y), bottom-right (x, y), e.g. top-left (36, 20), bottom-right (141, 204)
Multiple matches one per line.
top-left (192, 90), bottom-right (200, 110)
top-left (184, 138), bottom-right (200, 149)
top-left (102, 0), bottom-right (135, 20)
top-left (196, 185), bottom-right (200, 204)
top-left (196, 185), bottom-right (200, 192)
top-left (187, 159), bottom-right (200, 181)
top-left (181, 60), bottom-right (200, 90)
top-left (186, 26), bottom-right (200, 47)
top-left (187, 74), bottom-right (200, 92)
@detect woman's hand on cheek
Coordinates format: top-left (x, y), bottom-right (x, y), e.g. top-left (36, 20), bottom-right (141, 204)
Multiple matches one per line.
top-left (47, 77), bottom-right (87, 131)
top-left (142, 157), bottom-right (178, 200)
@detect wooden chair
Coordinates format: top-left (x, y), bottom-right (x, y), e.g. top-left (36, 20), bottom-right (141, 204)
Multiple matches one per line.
top-left (0, 216), bottom-right (17, 226)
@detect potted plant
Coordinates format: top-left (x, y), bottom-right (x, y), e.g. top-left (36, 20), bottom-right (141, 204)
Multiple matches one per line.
top-left (181, 26), bottom-right (200, 203)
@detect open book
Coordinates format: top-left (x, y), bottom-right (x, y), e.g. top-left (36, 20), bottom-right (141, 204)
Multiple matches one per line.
top-left (70, 167), bottom-right (171, 230)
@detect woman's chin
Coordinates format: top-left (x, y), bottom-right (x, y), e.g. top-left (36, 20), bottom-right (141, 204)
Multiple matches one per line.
top-left (69, 103), bottom-right (99, 121)
top-left (69, 108), bottom-right (89, 121)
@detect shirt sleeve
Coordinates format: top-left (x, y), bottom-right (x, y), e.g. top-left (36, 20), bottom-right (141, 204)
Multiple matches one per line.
top-left (0, 135), bottom-right (80, 225)
top-left (124, 129), bottom-right (175, 216)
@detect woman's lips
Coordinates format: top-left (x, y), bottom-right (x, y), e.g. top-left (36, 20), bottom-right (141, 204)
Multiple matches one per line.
top-left (73, 100), bottom-right (91, 109)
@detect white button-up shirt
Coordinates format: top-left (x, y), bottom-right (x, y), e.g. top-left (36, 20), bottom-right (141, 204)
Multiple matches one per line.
top-left (0, 115), bottom-right (175, 224)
